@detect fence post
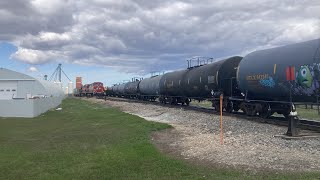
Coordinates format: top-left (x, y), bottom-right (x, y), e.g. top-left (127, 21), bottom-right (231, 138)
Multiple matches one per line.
top-left (220, 94), bottom-right (224, 145)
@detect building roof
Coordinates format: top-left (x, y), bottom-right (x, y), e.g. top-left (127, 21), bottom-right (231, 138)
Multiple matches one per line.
top-left (0, 68), bottom-right (35, 81)
top-left (0, 68), bottom-right (64, 97)
top-left (38, 79), bottom-right (65, 96)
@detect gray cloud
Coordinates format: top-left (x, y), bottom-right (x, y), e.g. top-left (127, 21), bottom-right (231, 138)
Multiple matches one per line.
top-left (1, 0), bottom-right (320, 74)
top-left (0, 0), bottom-right (74, 37)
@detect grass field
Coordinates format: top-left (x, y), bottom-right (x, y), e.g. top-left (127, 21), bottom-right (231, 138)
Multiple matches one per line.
top-left (0, 98), bottom-right (319, 179)
top-left (296, 106), bottom-right (320, 121)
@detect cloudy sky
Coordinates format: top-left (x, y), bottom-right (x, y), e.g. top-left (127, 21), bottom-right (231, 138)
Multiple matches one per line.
top-left (0, 0), bottom-right (319, 86)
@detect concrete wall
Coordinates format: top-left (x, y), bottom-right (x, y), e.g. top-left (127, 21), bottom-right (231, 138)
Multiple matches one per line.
top-left (0, 96), bottom-right (65, 118)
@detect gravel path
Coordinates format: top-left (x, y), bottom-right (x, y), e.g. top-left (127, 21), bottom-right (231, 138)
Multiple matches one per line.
top-left (87, 97), bottom-right (320, 172)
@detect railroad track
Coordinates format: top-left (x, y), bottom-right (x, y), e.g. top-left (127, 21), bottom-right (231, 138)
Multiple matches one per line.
top-left (191, 106), bottom-right (320, 132)
top-left (94, 96), bottom-right (320, 133)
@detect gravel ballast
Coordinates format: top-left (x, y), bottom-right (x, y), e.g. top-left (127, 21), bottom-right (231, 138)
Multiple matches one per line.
top-left (87, 97), bottom-right (320, 172)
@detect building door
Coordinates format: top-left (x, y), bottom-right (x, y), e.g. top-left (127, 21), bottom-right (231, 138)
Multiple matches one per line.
top-left (0, 81), bottom-right (18, 100)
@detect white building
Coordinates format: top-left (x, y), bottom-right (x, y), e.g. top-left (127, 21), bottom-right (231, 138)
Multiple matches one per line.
top-left (0, 68), bottom-right (65, 117)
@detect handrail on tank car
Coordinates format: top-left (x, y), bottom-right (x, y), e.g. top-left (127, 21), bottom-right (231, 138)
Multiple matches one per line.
top-left (187, 56), bottom-right (214, 69)
top-left (131, 77), bottom-right (142, 82)
top-left (150, 71), bottom-right (164, 78)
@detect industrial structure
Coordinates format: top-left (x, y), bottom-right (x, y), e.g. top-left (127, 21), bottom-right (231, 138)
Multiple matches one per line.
top-left (49, 63), bottom-right (74, 96)
top-left (0, 68), bottom-right (65, 117)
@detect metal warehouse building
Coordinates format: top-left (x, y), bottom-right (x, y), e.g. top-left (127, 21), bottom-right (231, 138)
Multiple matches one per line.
top-left (0, 68), bottom-right (65, 117)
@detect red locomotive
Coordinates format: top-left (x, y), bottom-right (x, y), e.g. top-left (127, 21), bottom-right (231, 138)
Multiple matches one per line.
top-left (74, 80), bottom-right (105, 98)
top-left (88, 82), bottom-right (105, 97)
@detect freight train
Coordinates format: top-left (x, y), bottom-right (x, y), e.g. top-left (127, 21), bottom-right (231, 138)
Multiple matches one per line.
top-left (106, 38), bottom-right (320, 118)
top-left (74, 82), bottom-right (105, 97)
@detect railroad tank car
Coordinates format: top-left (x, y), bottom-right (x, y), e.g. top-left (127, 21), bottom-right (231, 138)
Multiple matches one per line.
top-left (111, 84), bottom-right (119, 96)
top-left (124, 81), bottom-right (140, 98)
top-left (107, 86), bottom-right (112, 96)
top-left (138, 75), bottom-right (163, 100)
top-left (110, 85), bottom-right (117, 96)
top-left (238, 38), bottom-right (320, 103)
top-left (117, 83), bottom-right (126, 97)
top-left (183, 56), bottom-right (243, 99)
top-left (115, 84), bottom-right (122, 96)
top-left (159, 70), bottom-right (188, 96)
top-left (159, 70), bottom-right (188, 104)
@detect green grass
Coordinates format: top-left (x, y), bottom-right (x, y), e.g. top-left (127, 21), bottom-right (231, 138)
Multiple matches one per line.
top-left (0, 98), bottom-right (319, 179)
top-left (190, 100), bottom-right (213, 108)
top-left (296, 106), bottom-right (320, 121)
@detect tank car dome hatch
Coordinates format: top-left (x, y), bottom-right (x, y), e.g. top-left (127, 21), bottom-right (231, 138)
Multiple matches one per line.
top-left (0, 68), bottom-right (65, 117)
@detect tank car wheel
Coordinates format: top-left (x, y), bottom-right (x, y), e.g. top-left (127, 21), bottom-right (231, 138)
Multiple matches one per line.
top-left (159, 97), bottom-right (165, 104)
top-left (185, 99), bottom-right (190, 106)
top-left (233, 105), bottom-right (240, 112)
top-left (259, 111), bottom-right (272, 118)
top-left (163, 98), bottom-right (167, 104)
top-left (225, 101), bottom-right (233, 113)
top-left (245, 108), bottom-right (255, 116)
top-left (214, 103), bottom-right (220, 112)
top-left (258, 104), bottom-right (271, 118)
top-left (250, 110), bottom-right (257, 116)
top-left (245, 109), bottom-right (252, 116)
top-left (170, 98), bottom-right (177, 105)
top-left (283, 111), bottom-right (290, 119)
